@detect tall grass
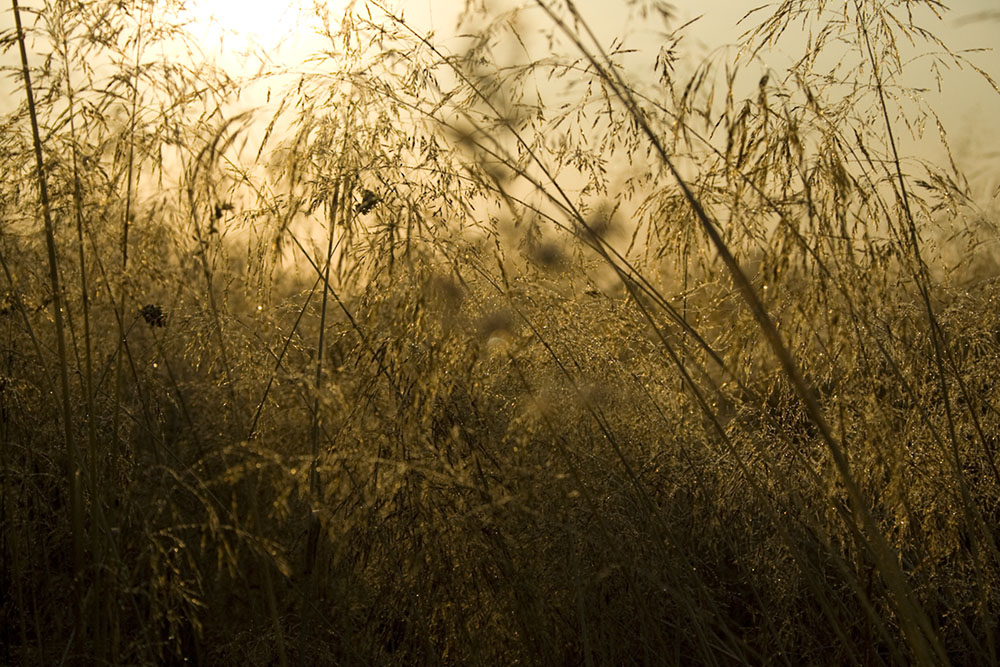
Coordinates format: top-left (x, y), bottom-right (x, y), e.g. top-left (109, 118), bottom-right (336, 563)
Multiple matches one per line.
top-left (1, 0), bottom-right (998, 664)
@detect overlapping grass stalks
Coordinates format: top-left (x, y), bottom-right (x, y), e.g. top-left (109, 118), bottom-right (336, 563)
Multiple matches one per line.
top-left (1, 0), bottom-right (998, 663)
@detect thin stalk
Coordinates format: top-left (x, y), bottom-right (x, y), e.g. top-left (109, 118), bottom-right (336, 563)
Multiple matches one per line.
top-left (311, 182), bottom-right (342, 501)
top-left (12, 0), bottom-right (84, 656)
top-left (122, 0), bottom-right (143, 271)
top-left (60, 18), bottom-right (109, 660)
top-left (114, 0), bottom-right (145, 520)
top-left (296, 172), bottom-right (344, 666)
top-left (248, 274), bottom-right (322, 440)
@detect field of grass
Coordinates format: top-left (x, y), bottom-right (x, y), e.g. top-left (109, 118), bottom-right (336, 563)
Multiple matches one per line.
top-left (2, 0), bottom-right (999, 664)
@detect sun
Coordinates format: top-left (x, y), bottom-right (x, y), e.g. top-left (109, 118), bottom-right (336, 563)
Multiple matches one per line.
top-left (183, 0), bottom-right (318, 55)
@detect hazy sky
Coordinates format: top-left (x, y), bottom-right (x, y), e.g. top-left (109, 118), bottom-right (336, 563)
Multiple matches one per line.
top-left (404, 0), bottom-right (999, 185)
top-left (229, 0), bottom-right (996, 183)
top-left (5, 0), bottom-right (998, 189)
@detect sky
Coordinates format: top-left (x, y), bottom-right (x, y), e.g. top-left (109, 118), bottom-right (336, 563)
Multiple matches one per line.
top-left (183, 0), bottom-right (999, 189)
top-left (450, 0), bottom-right (999, 182)
top-left (4, 0), bottom-right (998, 192)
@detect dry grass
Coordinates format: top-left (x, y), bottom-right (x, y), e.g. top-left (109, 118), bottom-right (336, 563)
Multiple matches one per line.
top-left (1, 0), bottom-right (999, 664)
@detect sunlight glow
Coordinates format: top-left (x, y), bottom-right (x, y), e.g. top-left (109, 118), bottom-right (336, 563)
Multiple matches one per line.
top-left (183, 0), bottom-right (320, 55)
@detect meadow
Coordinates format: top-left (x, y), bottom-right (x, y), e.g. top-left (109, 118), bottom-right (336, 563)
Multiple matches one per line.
top-left (1, 0), bottom-right (999, 664)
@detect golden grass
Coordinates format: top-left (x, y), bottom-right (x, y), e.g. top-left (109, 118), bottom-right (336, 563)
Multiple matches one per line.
top-left (1, 0), bottom-right (998, 664)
